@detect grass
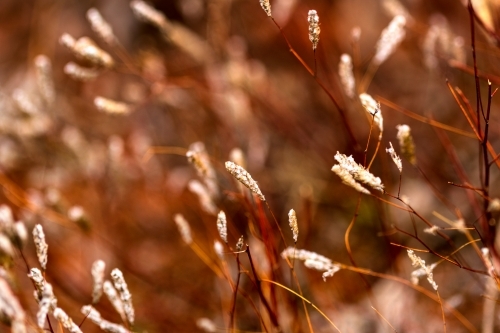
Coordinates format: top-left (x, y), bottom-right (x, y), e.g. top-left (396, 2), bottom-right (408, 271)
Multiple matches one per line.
top-left (0, 0), bottom-right (499, 332)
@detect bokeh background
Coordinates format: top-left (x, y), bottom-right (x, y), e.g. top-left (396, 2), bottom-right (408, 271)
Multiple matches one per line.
top-left (1, 0), bottom-right (500, 332)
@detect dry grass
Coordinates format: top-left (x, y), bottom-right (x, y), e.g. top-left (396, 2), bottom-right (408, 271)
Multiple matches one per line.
top-left (0, 0), bottom-right (499, 332)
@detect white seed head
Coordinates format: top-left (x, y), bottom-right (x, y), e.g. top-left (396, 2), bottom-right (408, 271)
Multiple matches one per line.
top-left (186, 142), bottom-right (218, 199)
top-left (331, 165), bottom-right (370, 194)
top-left (386, 142), bottom-right (402, 173)
top-left (87, 8), bottom-right (116, 45)
top-left (12, 89), bottom-right (39, 115)
top-left (308, 10), bottom-right (320, 50)
top-left (188, 180), bottom-right (217, 216)
top-left (131, 0), bottom-right (168, 29)
top-left (225, 161), bottom-right (265, 201)
top-left (423, 225), bottom-right (440, 236)
top-left (281, 247), bottom-right (341, 281)
top-left (0, 205), bottom-right (13, 231)
top-left (214, 240), bottom-right (224, 260)
top-left (91, 260), bottom-right (106, 304)
top-left (64, 62), bottom-right (101, 81)
top-left (236, 235), bottom-right (244, 251)
top-left (81, 305), bottom-right (130, 333)
top-left (196, 317), bottom-right (217, 332)
top-left (33, 224), bottom-right (48, 271)
top-left (216, 211), bottom-right (227, 243)
top-left (259, 0), bottom-right (272, 16)
top-left (53, 307), bottom-right (83, 333)
top-left (288, 209), bottom-right (298, 243)
top-left (36, 283), bottom-right (56, 329)
top-left (111, 269), bottom-right (134, 326)
top-left (374, 15), bottom-right (406, 65)
top-left (186, 181), bottom-right (213, 214)
top-left (103, 280), bottom-right (126, 322)
top-left (351, 27), bottom-right (361, 42)
top-left (339, 54), bottom-right (355, 98)
top-left (359, 93), bottom-right (383, 136)
top-left (229, 148), bottom-right (246, 169)
top-left (94, 97), bottom-right (131, 115)
top-left (332, 152), bottom-right (384, 193)
top-left (27, 268), bottom-right (45, 301)
top-left (60, 34), bottom-right (114, 68)
top-left (0, 277), bottom-right (26, 328)
top-left (396, 124), bottom-right (416, 165)
top-left (174, 214), bottom-right (193, 245)
top-left (11, 222), bottom-right (27, 248)
top-left (407, 250), bottom-right (438, 290)
top-left (0, 234), bottom-right (13, 260)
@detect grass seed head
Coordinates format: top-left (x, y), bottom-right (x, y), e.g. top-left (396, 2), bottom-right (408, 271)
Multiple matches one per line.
top-left (53, 307), bottom-right (83, 333)
top-left (33, 225), bottom-right (48, 271)
top-left (308, 10), bottom-right (320, 50)
top-left (111, 268), bottom-right (134, 326)
top-left (174, 214), bottom-right (193, 245)
top-left (374, 15), bottom-right (406, 65)
top-left (87, 8), bottom-right (116, 45)
top-left (259, 0), bottom-right (272, 17)
top-left (339, 54), bottom-right (355, 98)
top-left (94, 97), bottom-right (131, 115)
top-left (396, 124), bottom-right (416, 165)
top-left (288, 209), bottom-right (298, 243)
top-left (91, 260), bottom-right (106, 304)
top-left (216, 211), bottom-right (227, 243)
top-left (225, 161), bottom-right (265, 201)
top-left (359, 93), bottom-right (383, 136)
top-left (386, 142), bottom-right (402, 173)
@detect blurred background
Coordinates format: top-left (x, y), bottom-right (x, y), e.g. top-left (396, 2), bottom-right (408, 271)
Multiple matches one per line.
top-left (0, 0), bottom-right (499, 332)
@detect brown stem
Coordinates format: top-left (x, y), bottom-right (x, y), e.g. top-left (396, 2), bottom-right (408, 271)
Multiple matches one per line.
top-left (245, 245), bottom-right (280, 329)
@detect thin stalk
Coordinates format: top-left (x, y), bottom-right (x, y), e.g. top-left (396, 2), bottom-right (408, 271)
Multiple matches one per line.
top-left (245, 245), bottom-right (280, 329)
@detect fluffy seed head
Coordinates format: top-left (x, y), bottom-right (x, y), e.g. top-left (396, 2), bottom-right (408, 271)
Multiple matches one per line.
top-left (54, 307), bottom-right (82, 333)
top-left (259, 0), bottom-right (272, 17)
top-left (131, 0), bottom-right (168, 29)
top-left (91, 260), bottom-right (106, 304)
top-left (197, 317), bottom-right (217, 332)
top-left (407, 250), bottom-right (438, 290)
top-left (60, 34), bottom-right (114, 68)
top-left (308, 10), bottom-right (320, 50)
top-left (64, 62), bottom-right (101, 81)
top-left (236, 235), bottom-right (244, 251)
top-left (396, 124), bottom-right (416, 165)
top-left (374, 15), bottom-right (406, 65)
top-left (225, 161), bottom-right (265, 201)
top-left (339, 54), bottom-right (355, 98)
top-left (81, 305), bottom-right (130, 333)
top-left (216, 211), bottom-right (227, 243)
top-left (103, 280), bottom-right (126, 322)
top-left (288, 209), bottom-right (298, 243)
top-left (111, 269), bottom-right (134, 326)
top-left (386, 142), bottom-right (402, 173)
top-left (33, 224), bottom-right (48, 271)
top-left (174, 214), bottom-right (192, 245)
top-left (87, 8), bottom-right (116, 45)
top-left (281, 247), bottom-right (341, 281)
top-left (0, 277), bottom-right (26, 328)
top-left (94, 97), bottom-right (131, 115)
top-left (188, 180), bottom-right (217, 215)
top-left (331, 165), bottom-right (370, 194)
top-left (359, 93), bottom-right (383, 136)
top-left (332, 152), bottom-right (384, 193)
top-left (36, 283), bottom-right (56, 329)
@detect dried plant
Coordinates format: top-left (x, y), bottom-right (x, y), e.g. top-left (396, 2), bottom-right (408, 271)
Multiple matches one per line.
top-left (0, 1), bottom-right (497, 332)
top-left (225, 161), bottom-right (265, 201)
